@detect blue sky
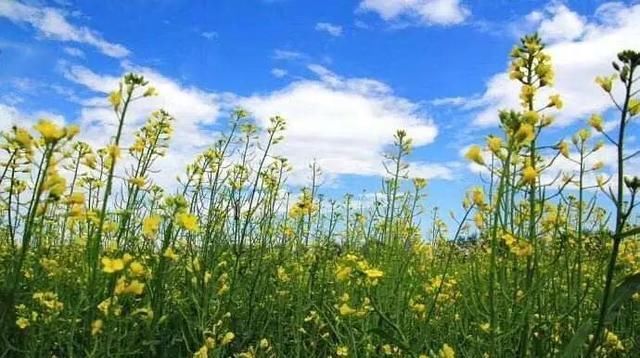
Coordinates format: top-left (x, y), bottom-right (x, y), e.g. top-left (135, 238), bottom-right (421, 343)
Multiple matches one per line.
top-left (1, 0), bottom-right (639, 218)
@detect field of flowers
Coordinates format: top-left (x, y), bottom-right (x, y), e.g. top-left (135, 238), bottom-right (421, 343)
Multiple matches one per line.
top-left (0, 34), bottom-right (639, 357)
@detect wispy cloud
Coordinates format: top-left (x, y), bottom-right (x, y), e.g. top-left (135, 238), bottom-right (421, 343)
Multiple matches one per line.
top-left (272, 49), bottom-right (306, 61)
top-left (0, 1), bottom-right (129, 58)
top-left (271, 68), bottom-right (288, 78)
top-left (315, 22), bottom-right (343, 37)
top-left (63, 46), bottom-right (85, 58)
top-left (201, 31), bottom-right (218, 40)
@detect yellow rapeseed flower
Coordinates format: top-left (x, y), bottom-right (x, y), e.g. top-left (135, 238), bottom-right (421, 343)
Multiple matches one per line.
top-left (220, 332), bottom-right (235, 346)
top-left (65, 124), bottom-right (80, 139)
top-left (129, 261), bottom-right (145, 277)
top-left (471, 187), bottom-right (485, 207)
top-left (364, 268), bottom-right (383, 279)
top-left (589, 114), bottom-right (604, 132)
top-left (125, 279), bottom-right (145, 295)
top-left (515, 123), bottom-right (535, 143)
top-left (91, 319), bottom-right (103, 336)
top-left (259, 338), bottom-right (270, 349)
top-left (128, 176), bottom-right (146, 188)
top-left (438, 344), bottom-right (455, 358)
top-left (548, 94), bottom-right (563, 109)
top-left (14, 127), bottom-right (34, 150)
top-left (163, 247), bottom-right (179, 261)
top-left (109, 90), bottom-right (122, 109)
top-left (557, 141), bottom-right (569, 158)
top-left (142, 215), bottom-right (161, 237)
top-left (465, 145), bottom-right (485, 165)
top-left (335, 265), bottom-right (352, 281)
top-left (339, 303), bottom-right (357, 316)
top-left (16, 317), bottom-right (29, 329)
top-left (336, 346), bottom-right (349, 357)
top-left (522, 111), bottom-right (539, 125)
top-left (595, 75), bottom-right (614, 93)
top-left (629, 98), bottom-right (640, 116)
top-left (522, 166), bottom-right (538, 185)
top-left (101, 257), bottom-right (125, 273)
top-left (106, 144), bottom-right (121, 160)
top-left (487, 136), bottom-right (502, 154)
top-left (176, 212), bottom-right (199, 232)
top-left (34, 119), bottom-right (65, 143)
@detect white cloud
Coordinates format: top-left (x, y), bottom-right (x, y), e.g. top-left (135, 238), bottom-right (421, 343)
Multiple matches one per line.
top-left (273, 49), bottom-right (306, 61)
top-left (463, 2), bottom-right (640, 127)
top-left (0, 103), bottom-right (66, 131)
top-left (201, 31), bottom-right (218, 40)
top-left (315, 22), bottom-right (343, 37)
top-left (536, 3), bottom-right (585, 43)
top-left (358, 0), bottom-right (470, 26)
top-left (63, 46), bottom-right (85, 58)
top-left (271, 68), bottom-right (288, 78)
top-left (0, 1), bottom-right (129, 58)
top-left (240, 65), bottom-right (448, 184)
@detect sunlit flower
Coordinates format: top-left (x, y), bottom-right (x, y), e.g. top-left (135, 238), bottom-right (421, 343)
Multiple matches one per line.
top-left (364, 268), bottom-right (383, 279)
top-left (176, 212), bottom-right (199, 232)
top-left (465, 145), bottom-right (485, 165)
top-left (220, 332), bottom-right (235, 346)
top-left (91, 319), bottom-right (103, 336)
top-left (129, 261), bottom-right (145, 277)
top-left (339, 303), bottom-right (357, 316)
top-left (548, 94), bottom-right (563, 109)
top-left (101, 257), bottom-right (125, 274)
top-left (16, 317), bottom-right (29, 330)
top-left (595, 75), bottom-right (615, 93)
top-left (522, 165), bottom-right (538, 185)
top-left (589, 114), bottom-right (604, 132)
top-left (335, 265), bottom-right (352, 281)
top-left (557, 141), bottom-right (569, 158)
top-left (487, 136), bottom-right (502, 154)
top-left (438, 344), bottom-right (455, 358)
top-left (128, 176), bottom-right (146, 188)
top-left (34, 119), bottom-right (65, 143)
top-left (163, 247), bottom-right (179, 261)
top-left (515, 123), bottom-right (535, 143)
top-left (109, 90), bottom-right (122, 109)
top-left (142, 215), bottom-right (161, 237)
top-left (336, 346), bottom-right (349, 357)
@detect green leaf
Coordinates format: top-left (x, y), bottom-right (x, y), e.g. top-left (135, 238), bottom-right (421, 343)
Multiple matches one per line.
top-left (561, 273), bottom-right (640, 357)
top-left (605, 272), bottom-right (640, 323)
top-left (560, 322), bottom-right (592, 358)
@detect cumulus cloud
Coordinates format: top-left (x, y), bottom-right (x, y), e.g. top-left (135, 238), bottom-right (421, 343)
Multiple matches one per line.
top-left (0, 1), bottom-right (129, 58)
top-left (239, 64), bottom-right (450, 184)
top-left (315, 22), bottom-right (343, 37)
top-left (358, 0), bottom-right (470, 26)
top-left (453, 2), bottom-right (640, 127)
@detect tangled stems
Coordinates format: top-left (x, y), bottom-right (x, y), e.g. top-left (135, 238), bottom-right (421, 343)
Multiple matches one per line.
top-left (588, 50), bottom-right (639, 355)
